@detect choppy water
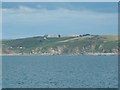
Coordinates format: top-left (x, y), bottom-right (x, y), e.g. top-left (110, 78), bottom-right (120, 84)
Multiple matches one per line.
top-left (2, 56), bottom-right (118, 88)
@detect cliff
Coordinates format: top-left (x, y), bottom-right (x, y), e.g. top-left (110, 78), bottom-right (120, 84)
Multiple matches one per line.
top-left (2, 35), bottom-right (119, 55)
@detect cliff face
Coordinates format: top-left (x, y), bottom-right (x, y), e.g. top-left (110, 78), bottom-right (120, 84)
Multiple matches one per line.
top-left (2, 35), bottom-right (119, 55)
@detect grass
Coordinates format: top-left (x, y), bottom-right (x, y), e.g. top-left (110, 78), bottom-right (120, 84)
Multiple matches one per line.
top-left (2, 35), bottom-right (118, 54)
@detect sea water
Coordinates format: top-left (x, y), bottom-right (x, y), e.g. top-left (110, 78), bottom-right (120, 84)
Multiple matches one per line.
top-left (2, 56), bottom-right (118, 88)
top-left (0, 56), bottom-right (2, 89)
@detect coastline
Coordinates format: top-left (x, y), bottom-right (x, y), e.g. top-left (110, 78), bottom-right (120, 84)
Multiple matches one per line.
top-left (0, 53), bottom-right (118, 56)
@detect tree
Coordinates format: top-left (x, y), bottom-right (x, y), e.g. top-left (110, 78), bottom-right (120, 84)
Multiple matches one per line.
top-left (58, 34), bottom-right (61, 38)
top-left (43, 34), bottom-right (48, 39)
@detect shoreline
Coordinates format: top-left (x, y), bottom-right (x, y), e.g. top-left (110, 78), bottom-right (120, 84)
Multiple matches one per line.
top-left (0, 53), bottom-right (119, 56)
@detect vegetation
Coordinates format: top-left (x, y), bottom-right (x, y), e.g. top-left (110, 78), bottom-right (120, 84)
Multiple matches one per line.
top-left (2, 35), bottom-right (119, 55)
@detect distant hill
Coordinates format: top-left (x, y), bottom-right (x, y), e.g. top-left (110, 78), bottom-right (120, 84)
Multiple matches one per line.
top-left (2, 35), bottom-right (119, 55)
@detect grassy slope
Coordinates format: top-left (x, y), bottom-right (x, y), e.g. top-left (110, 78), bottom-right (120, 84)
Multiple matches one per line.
top-left (2, 35), bottom-right (118, 55)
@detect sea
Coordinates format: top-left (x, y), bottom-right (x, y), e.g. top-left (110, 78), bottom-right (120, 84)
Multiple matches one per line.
top-left (2, 56), bottom-right (118, 88)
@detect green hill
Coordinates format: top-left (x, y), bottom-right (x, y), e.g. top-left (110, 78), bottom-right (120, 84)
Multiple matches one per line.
top-left (2, 35), bottom-right (119, 55)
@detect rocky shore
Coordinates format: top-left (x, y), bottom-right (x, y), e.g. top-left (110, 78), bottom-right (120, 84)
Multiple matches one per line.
top-left (0, 52), bottom-right (119, 56)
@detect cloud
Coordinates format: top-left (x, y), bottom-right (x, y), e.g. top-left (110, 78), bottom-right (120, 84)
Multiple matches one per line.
top-left (2, 5), bottom-right (118, 39)
top-left (2, 6), bottom-right (36, 13)
top-left (2, 6), bottom-right (118, 30)
top-left (0, 9), bottom-right (2, 24)
top-left (2, 6), bottom-right (117, 23)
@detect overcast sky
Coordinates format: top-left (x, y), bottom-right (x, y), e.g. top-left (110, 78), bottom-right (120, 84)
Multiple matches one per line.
top-left (2, 2), bottom-right (118, 39)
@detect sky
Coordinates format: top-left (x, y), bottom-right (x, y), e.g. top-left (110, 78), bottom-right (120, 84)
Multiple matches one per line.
top-left (0, 2), bottom-right (2, 40)
top-left (2, 2), bottom-right (118, 39)
top-left (2, 0), bottom-right (120, 2)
